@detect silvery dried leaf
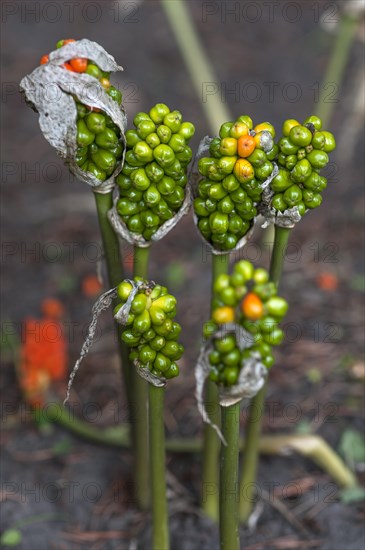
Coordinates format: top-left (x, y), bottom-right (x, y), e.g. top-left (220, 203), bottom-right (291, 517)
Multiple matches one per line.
top-left (108, 186), bottom-right (192, 247)
top-left (19, 39), bottom-right (127, 193)
top-left (218, 353), bottom-right (267, 407)
top-left (135, 360), bottom-right (166, 388)
top-left (64, 286), bottom-right (118, 404)
top-left (113, 278), bottom-right (143, 324)
top-left (259, 185), bottom-right (302, 228)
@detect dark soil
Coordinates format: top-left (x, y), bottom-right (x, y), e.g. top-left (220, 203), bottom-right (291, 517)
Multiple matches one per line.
top-left (1, 1), bottom-right (364, 549)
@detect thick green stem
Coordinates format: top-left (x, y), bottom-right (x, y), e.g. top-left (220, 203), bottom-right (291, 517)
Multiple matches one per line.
top-left (93, 192), bottom-right (125, 288)
top-left (239, 226), bottom-right (290, 523)
top-left (314, 13), bottom-right (359, 127)
top-left (220, 403), bottom-right (240, 550)
top-left (202, 253), bottom-right (230, 520)
top-left (93, 192), bottom-right (132, 408)
top-left (132, 245), bottom-right (150, 510)
top-left (238, 384), bottom-right (266, 524)
top-left (149, 385), bottom-right (169, 550)
top-left (269, 227), bottom-right (291, 287)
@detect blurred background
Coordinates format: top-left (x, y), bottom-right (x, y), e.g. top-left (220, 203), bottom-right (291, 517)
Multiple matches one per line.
top-left (1, 1), bottom-right (364, 548)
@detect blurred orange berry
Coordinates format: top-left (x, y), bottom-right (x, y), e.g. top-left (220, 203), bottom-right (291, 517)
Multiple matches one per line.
top-left (41, 298), bottom-right (65, 320)
top-left (316, 272), bottom-right (338, 291)
top-left (19, 314), bottom-right (68, 406)
top-left (82, 275), bottom-right (102, 297)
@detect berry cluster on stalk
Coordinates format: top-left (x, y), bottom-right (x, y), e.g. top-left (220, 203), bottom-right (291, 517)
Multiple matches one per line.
top-left (194, 116), bottom-right (277, 251)
top-left (269, 115), bottom-right (336, 214)
top-left (116, 104), bottom-right (195, 240)
top-left (40, 39), bottom-right (123, 182)
top-left (115, 279), bottom-right (184, 379)
top-left (204, 260), bottom-right (288, 386)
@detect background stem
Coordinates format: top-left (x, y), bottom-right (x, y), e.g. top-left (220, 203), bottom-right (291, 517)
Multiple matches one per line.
top-left (160, 0), bottom-right (231, 134)
top-left (202, 253), bottom-right (230, 520)
top-left (220, 403), bottom-right (240, 550)
top-left (314, 12), bottom-right (359, 127)
top-left (149, 385), bottom-right (169, 550)
top-left (239, 226), bottom-right (290, 523)
top-left (131, 245), bottom-right (151, 510)
top-left (93, 192), bottom-right (132, 407)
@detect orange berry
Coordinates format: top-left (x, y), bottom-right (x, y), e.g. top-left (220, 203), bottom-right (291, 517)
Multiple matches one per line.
top-left (40, 54), bottom-right (49, 65)
top-left (70, 57), bottom-right (88, 73)
top-left (62, 62), bottom-right (74, 71)
top-left (237, 135), bottom-right (256, 158)
top-left (241, 292), bottom-right (264, 320)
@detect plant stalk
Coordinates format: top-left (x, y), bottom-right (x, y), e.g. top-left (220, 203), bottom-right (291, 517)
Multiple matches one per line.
top-left (202, 253), bottom-right (230, 520)
top-left (93, 191), bottom-right (132, 405)
top-left (220, 403), bottom-right (240, 550)
top-left (239, 226), bottom-right (291, 523)
top-left (314, 12), bottom-right (359, 127)
top-left (160, 0), bottom-right (231, 134)
top-left (149, 385), bottom-right (169, 550)
top-left (132, 245), bottom-right (151, 510)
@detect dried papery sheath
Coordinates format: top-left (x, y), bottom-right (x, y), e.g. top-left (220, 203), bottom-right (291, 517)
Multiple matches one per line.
top-left (195, 323), bottom-right (266, 444)
top-left (218, 353), bottom-right (266, 408)
top-left (20, 39), bottom-right (127, 193)
top-left (113, 278), bottom-right (145, 324)
top-left (108, 186), bottom-right (192, 247)
top-left (135, 360), bottom-right (166, 388)
top-left (259, 186), bottom-right (301, 229)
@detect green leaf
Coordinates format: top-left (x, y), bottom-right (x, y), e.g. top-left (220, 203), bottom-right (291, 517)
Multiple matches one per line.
top-left (0, 529), bottom-right (22, 546)
top-left (0, 320), bottom-right (19, 353)
top-left (306, 367), bottom-right (322, 384)
top-left (165, 262), bottom-right (186, 290)
top-left (340, 486), bottom-right (365, 504)
top-left (350, 275), bottom-right (365, 293)
top-left (295, 420), bottom-right (312, 434)
top-left (52, 439), bottom-right (72, 455)
top-left (338, 429), bottom-right (365, 469)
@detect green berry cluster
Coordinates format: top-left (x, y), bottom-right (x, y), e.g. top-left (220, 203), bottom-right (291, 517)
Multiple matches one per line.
top-left (194, 116), bottom-right (277, 251)
top-left (204, 260), bottom-right (288, 386)
top-left (74, 65), bottom-right (123, 182)
top-left (116, 104), bottom-right (195, 240)
top-left (270, 115), bottom-right (336, 214)
top-left (116, 278), bottom-right (184, 379)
